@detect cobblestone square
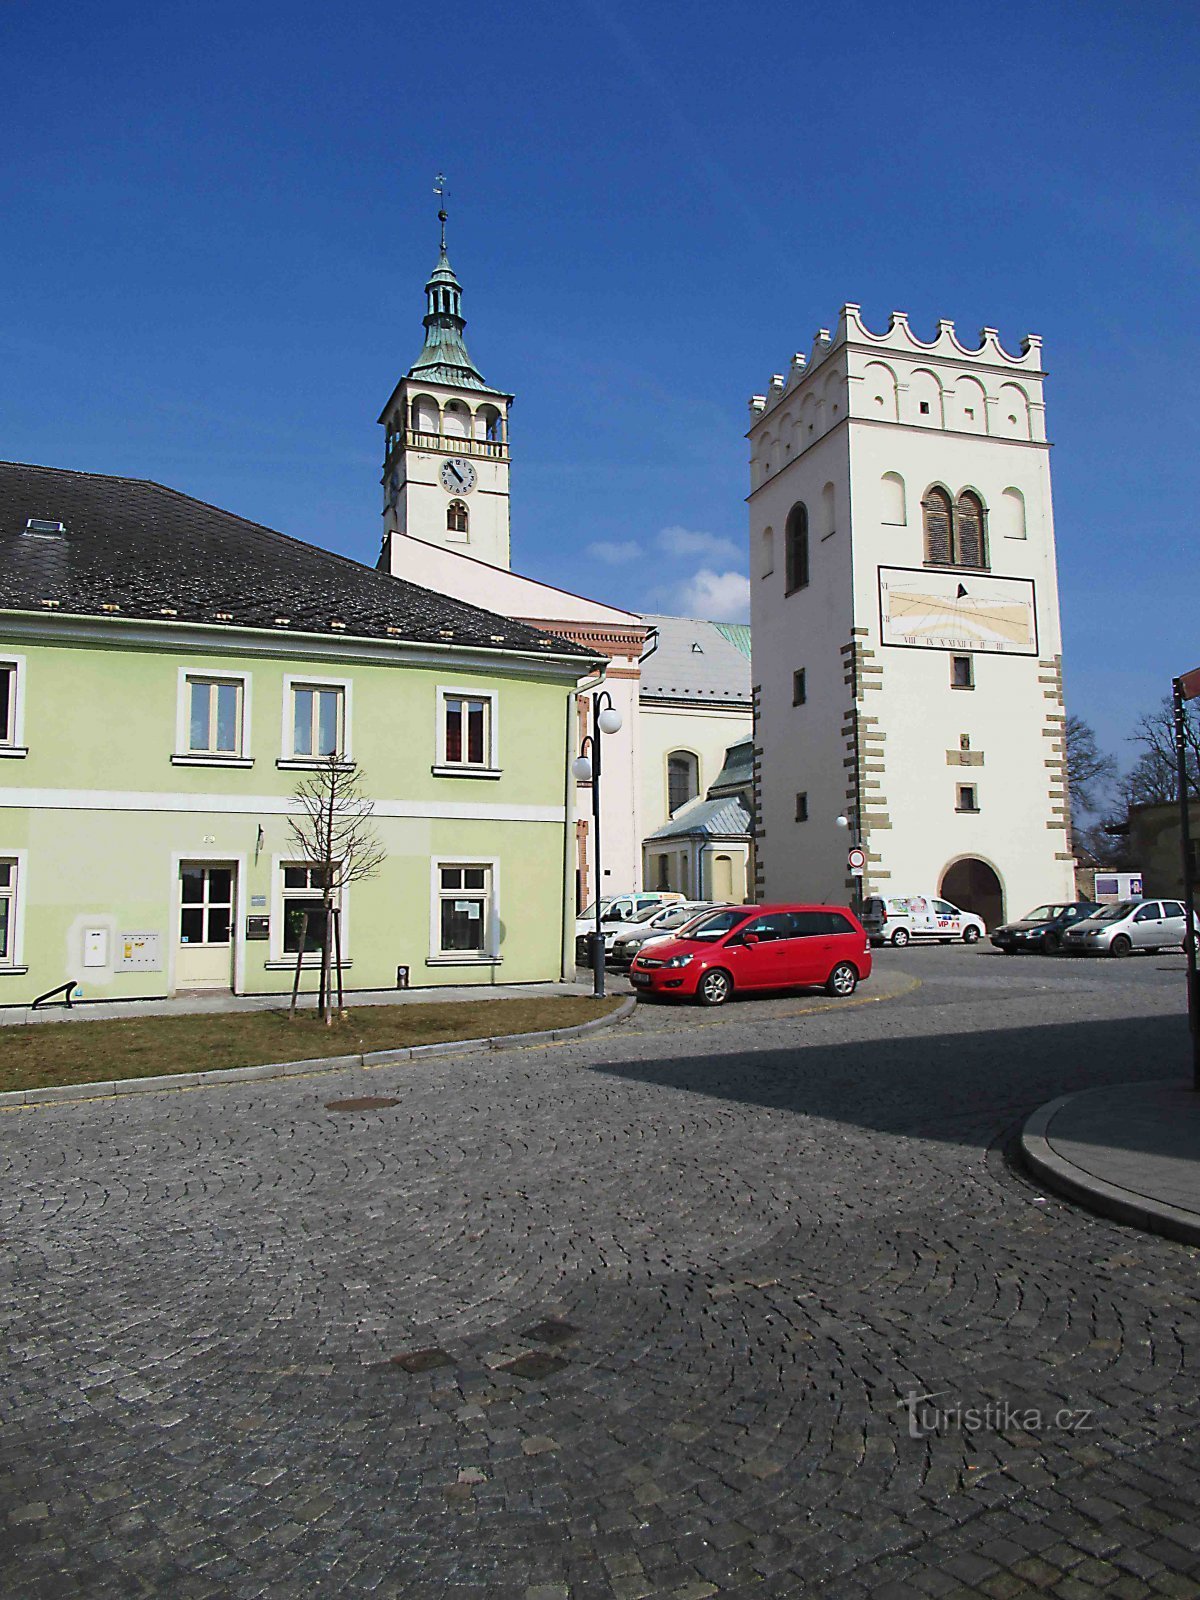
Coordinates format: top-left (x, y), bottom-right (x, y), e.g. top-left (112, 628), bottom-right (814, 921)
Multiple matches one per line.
top-left (2, 948), bottom-right (1197, 1597)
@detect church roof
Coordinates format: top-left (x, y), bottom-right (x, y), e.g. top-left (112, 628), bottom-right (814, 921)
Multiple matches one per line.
top-left (0, 461), bottom-right (596, 662)
top-left (644, 793), bottom-right (752, 842)
top-left (639, 614), bottom-right (753, 706)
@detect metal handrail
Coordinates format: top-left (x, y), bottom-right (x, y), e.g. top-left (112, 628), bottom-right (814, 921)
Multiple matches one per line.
top-left (32, 979), bottom-right (78, 1010)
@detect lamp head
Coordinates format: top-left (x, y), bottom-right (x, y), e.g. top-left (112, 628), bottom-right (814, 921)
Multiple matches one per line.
top-left (571, 754), bottom-right (593, 783)
top-left (836, 814), bottom-right (850, 830)
top-left (597, 706), bottom-right (623, 735)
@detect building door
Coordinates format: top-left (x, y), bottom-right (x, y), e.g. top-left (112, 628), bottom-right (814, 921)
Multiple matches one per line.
top-left (940, 858), bottom-right (1004, 931)
top-left (177, 863), bottom-right (236, 990)
top-left (712, 853), bottom-right (734, 902)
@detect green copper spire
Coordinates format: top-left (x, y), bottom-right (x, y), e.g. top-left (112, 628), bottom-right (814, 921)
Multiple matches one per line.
top-left (407, 186), bottom-right (491, 391)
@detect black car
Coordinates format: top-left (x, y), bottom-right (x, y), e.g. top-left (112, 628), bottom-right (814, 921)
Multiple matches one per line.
top-left (990, 901), bottom-right (1101, 955)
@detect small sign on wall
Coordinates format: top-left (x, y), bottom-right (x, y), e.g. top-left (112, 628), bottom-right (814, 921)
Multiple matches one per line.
top-left (245, 916), bottom-right (270, 941)
top-left (117, 932), bottom-right (163, 971)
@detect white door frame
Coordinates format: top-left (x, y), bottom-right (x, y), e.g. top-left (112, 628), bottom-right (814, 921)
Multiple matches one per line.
top-left (168, 851), bottom-right (248, 996)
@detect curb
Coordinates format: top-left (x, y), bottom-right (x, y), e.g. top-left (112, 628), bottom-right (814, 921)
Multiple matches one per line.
top-left (0, 996), bottom-right (637, 1109)
top-left (1020, 1091), bottom-right (1200, 1248)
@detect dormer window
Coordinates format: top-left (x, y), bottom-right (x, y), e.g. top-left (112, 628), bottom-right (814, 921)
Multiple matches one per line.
top-left (24, 518), bottom-right (65, 537)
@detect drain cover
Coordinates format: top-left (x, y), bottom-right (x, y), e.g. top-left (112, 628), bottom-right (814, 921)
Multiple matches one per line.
top-left (389, 1347), bottom-right (454, 1373)
top-left (500, 1352), bottom-right (568, 1380)
top-left (522, 1318), bottom-right (579, 1345)
top-left (325, 1096), bottom-right (401, 1112)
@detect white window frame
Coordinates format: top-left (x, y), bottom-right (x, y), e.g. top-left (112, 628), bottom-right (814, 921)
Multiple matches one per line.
top-left (427, 855), bottom-right (501, 966)
top-left (265, 854), bottom-right (351, 969)
top-left (0, 849), bottom-right (28, 972)
top-left (433, 685), bottom-right (501, 778)
top-left (278, 673), bottom-right (353, 769)
top-left (0, 654), bottom-right (28, 758)
top-left (173, 667), bottom-right (253, 767)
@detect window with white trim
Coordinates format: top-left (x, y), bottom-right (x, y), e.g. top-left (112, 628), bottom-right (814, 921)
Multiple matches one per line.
top-left (436, 689), bottom-right (498, 774)
top-left (291, 683), bottom-right (344, 759)
top-left (281, 863), bottom-right (331, 954)
top-left (187, 676), bottom-right (244, 756)
top-left (436, 863), bottom-right (491, 955)
top-left (0, 859), bottom-right (15, 964)
top-left (0, 666), bottom-right (14, 746)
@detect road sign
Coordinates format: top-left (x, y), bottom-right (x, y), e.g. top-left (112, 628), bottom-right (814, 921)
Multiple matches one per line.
top-left (847, 846), bottom-right (866, 876)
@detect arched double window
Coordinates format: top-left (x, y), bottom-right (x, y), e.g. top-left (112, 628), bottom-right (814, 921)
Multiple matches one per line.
top-left (667, 751), bottom-right (699, 815)
top-left (785, 503), bottom-right (809, 593)
top-left (447, 499), bottom-right (469, 535)
top-left (922, 486), bottom-right (988, 569)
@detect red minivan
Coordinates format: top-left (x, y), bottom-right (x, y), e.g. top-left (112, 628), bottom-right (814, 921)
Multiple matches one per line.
top-left (629, 904), bottom-right (872, 1006)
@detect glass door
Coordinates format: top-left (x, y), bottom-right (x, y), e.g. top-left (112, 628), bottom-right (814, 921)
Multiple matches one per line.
top-left (176, 863), bottom-right (236, 990)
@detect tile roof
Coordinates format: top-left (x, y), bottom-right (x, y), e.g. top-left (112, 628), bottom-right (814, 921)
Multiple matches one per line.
top-left (639, 613), bottom-right (753, 705)
top-left (0, 462), bottom-right (595, 661)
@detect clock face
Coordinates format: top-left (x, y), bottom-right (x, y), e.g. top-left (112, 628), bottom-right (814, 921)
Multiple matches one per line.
top-left (439, 458), bottom-right (477, 494)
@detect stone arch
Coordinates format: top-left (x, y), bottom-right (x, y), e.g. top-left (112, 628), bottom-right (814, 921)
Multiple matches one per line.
top-left (922, 484), bottom-right (954, 564)
top-left (997, 383), bottom-right (1031, 440)
top-left (447, 499), bottom-right (469, 537)
top-left (442, 400), bottom-right (470, 439)
top-left (954, 487), bottom-right (988, 568)
top-left (411, 393), bottom-right (440, 434)
top-left (940, 856), bottom-right (1004, 930)
top-left (760, 525), bottom-right (775, 578)
top-left (949, 374), bottom-right (989, 434)
top-left (999, 486), bottom-right (1027, 539)
top-left (881, 471), bottom-right (906, 525)
top-left (909, 369), bottom-right (943, 427)
top-left (667, 750), bottom-right (700, 815)
top-left (862, 360), bottom-right (899, 420)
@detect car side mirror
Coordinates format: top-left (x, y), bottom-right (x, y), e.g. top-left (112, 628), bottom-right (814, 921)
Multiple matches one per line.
top-left (742, 931), bottom-right (759, 946)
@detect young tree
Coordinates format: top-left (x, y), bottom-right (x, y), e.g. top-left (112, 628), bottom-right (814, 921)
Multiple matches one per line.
top-left (287, 755), bottom-right (386, 1023)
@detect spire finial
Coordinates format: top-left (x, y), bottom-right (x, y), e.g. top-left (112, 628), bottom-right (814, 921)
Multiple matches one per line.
top-left (434, 170), bottom-right (448, 252)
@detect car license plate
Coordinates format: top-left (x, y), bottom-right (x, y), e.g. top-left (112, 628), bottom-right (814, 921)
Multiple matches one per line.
top-left (631, 972), bottom-right (651, 986)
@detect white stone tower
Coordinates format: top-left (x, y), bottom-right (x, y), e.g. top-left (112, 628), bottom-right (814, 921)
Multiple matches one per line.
top-left (748, 304), bottom-right (1075, 927)
top-left (378, 196), bottom-right (513, 572)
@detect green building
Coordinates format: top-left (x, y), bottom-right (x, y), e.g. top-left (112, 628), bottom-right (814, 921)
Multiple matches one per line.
top-left (0, 462), bottom-right (599, 1004)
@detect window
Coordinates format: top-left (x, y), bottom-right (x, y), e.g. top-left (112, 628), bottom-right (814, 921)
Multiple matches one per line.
top-left (0, 859), bottom-right (16, 964)
top-left (667, 751), bottom-right (699, 815)
top-left (956, 785), bottom-right (979, 813)
top-left (795, 791), bottom-right (809, 822)
top-left (880, 471), bottom-right (906, 525)
top-left (951, 655), bottom-right (974, 689)
top-left (180, 865), bottom-right (234, 946)
top-left (793, 668), bottom-right (807, 705)
top-left (187, 677), bottom-right (243, 756)
top-left (760, 526), bottom-right (775, 578)
top-left (436, 863), bottom-right (493, 956)
top-left (289, 682), bottom-right (345, 759)
top-left (436, 688), bottom-right (498, 774)
top-left (447, 498), bottom-right (469, 535)
top-left (923, 486), bottom-right (989, 569)
top-left (0, 657), bottom-right (26, 755)
top-left (785, 503), bottom-right (809, 592)
top-left (281, 864), bottom-right (329, 954)
top-left (919, 401), bottom-right (930, 415)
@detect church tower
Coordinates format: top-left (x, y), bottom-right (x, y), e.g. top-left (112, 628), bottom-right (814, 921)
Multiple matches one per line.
top-left (377, 194), bottom-right (513, 571)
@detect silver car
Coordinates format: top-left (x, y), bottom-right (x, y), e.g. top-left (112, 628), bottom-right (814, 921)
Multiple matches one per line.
top-left (609, 901), bottom-right (720, 968)
top-left (1062, 897), bottom-right (1197, 957)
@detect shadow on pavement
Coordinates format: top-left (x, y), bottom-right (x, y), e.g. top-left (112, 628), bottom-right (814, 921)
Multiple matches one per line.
top-left (588, 1012), bottom-right (1190, 1151)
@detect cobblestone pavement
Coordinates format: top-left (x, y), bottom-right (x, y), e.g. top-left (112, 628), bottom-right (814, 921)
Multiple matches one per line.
top-left (3, 947), bottom-right (1198, 1599)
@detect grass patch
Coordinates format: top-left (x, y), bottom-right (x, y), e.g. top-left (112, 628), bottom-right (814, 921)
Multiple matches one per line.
top-left (0, 996), bottom-right (624, 1094)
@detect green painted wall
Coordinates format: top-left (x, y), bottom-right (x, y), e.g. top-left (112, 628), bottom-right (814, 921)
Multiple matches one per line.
top-left (0, 626), bottom-right (579, 1003)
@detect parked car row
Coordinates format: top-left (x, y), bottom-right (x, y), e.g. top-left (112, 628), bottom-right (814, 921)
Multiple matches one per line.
top-left (989, 898), bottom-right (1198, 957)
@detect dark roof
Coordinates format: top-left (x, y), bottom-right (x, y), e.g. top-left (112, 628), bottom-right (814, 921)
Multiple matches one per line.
top-left (0, 461), bottom-right (595, 661)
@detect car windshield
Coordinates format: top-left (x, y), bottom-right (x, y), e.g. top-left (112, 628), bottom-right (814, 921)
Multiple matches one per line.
top-left (1094, 901), bottom-right (1138, 921)
top-left (1023, 905), bottom-right (1066, 921)
top-left (631, 906), bottom-right (663, 924)
top-left (684, 908), bottom-right (753, 942)
top-left (578, 900), bottom-right (610, 922)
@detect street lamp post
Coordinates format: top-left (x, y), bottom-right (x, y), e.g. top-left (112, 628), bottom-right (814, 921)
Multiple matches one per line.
top-left (837, 813), bottom-right (864, 916)
top-left (571, 689), bottom-right (623, 998)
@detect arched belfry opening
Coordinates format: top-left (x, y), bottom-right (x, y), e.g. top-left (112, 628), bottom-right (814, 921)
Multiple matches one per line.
top-left (940, 858), bottom-right (1004, 930)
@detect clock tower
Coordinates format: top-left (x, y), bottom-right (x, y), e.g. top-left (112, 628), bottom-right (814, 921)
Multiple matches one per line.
top-left (377, 200), bottom-right (513, 571)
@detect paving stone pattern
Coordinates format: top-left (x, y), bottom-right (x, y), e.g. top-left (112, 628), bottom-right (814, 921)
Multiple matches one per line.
top-left (2, 948), bottom-right (1198, 1598)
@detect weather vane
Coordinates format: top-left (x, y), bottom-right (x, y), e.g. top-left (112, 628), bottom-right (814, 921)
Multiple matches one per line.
top-left (434, 171), bottom-right (448, 251)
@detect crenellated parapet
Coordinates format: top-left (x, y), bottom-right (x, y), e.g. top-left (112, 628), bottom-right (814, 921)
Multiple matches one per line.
top-left (747, 303), bottom-right (1049, 468)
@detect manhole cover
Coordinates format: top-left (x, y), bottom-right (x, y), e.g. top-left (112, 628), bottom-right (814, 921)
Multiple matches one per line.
top-left (389, 1347), bottom-right (454, 1373)
top-left (325, 1096), bottom-right (401, 1113)
top-left (500, 1352), bottom-right (568, 1380)
top-left (522, 1318), bottom-right (579, 1345)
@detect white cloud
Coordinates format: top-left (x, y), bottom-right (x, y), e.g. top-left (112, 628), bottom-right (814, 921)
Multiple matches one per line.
top-left (657, 525), bottom-right (742, 564)
top-left (586, 540), bottom-right (640, 565)
top-left (675, 568), bottom-right (751, 622)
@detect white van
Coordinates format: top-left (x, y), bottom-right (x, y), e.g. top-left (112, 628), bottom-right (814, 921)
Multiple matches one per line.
top-left (574, 892), bottom-right (684, 963)
top-left (862, 894), bottom-right (985, 947)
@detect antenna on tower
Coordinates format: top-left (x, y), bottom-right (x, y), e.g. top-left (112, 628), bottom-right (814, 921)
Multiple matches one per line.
top-left (434, 171), bottom-right (448, 251)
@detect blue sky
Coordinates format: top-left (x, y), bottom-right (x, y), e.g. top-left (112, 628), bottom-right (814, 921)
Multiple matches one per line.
top-left (2, 0), bottom-right (1196, 778)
